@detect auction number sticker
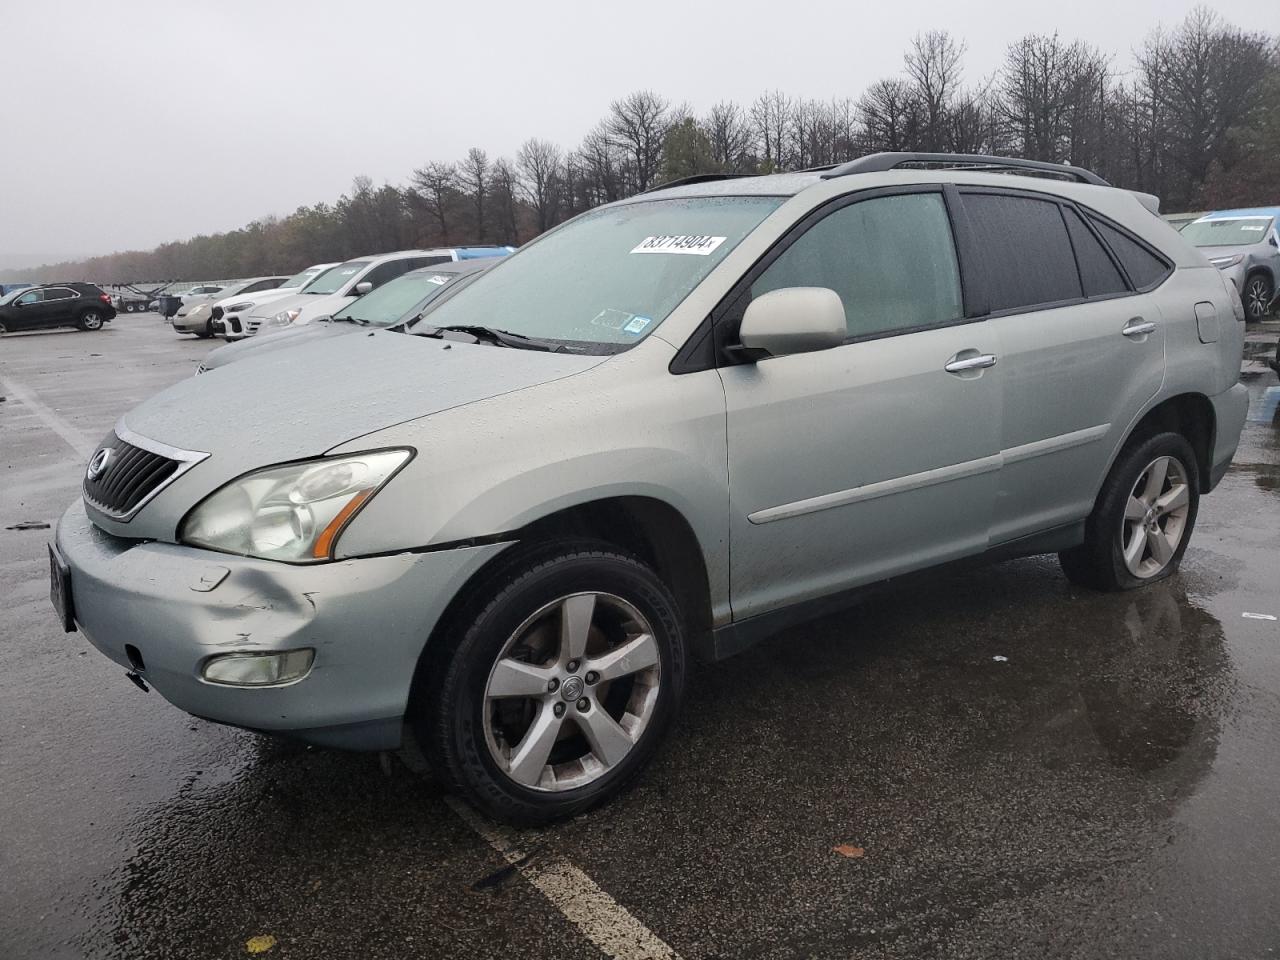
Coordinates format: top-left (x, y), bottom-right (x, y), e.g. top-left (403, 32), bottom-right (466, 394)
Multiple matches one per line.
top-left (630, 235), bottom-right (727, 256)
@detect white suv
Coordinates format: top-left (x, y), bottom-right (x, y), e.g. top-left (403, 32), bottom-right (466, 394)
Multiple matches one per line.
top-left (242, 247), bottom-right (514, 337)
top-left (214, 263), bottom-right (338, 340)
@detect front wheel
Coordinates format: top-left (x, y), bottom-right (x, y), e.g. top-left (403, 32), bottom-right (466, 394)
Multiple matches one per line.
top-left (417, 541), bottom-right (687, 825)
top-left (1244, 273), bottom-right (1274, 320)
top-left (77, 310), bottom-right (104, 331)
top-left (1059, 432), bottom-right (1200, 591)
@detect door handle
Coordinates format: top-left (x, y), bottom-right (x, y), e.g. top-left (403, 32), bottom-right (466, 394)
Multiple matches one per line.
top-left (944, 353), bottom-right (998, 373)
top-left (1122, 318), bottom-right (1156, 338)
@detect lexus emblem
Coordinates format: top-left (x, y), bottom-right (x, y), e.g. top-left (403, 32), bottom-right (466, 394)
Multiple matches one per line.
top-left (86, 448), bottom-right (112, 481)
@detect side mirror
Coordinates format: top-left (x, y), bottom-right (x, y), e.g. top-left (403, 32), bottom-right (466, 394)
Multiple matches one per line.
top-left (354, 281), bottom-right (373, 295)
top-left (1268, 235), bottom-right (1277, 248)
top-left (737, 287), bottom-right (846, 359)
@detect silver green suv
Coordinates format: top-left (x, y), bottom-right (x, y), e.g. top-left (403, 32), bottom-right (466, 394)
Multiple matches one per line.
top-left (52, 153), bottom-right (1249, 824)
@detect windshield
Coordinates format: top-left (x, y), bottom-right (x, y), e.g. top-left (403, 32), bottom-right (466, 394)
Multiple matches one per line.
top-left (421, 196), bottom-right (784, 350)
top-left (334, 271), bottom-right (463, 326)
top-left (282, 267), bottom-right (322, 289)
top-left (304, 260), bottom-right (368, 295)
top-left (1182, 217), bottom-right (1274, 247)
top-left (0, 288), bottom-right (26, 305)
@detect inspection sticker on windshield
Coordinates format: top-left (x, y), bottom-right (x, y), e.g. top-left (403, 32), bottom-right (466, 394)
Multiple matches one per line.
top-left (426, 275), bottom-right (451, 285)
top-left (630, 235), bottom-right (727, 256)
top-left (623, 316), bottom-right (652, 335)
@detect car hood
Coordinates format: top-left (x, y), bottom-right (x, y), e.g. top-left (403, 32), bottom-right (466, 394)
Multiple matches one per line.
top-left (122, 330), bottom-right (607, 477)
top-left (216, 286), bottom-right (298, 311)
top-left (1196, 243), bottom-right (1262, 260)
top-left (202, 321), bottom-right (360, 369)
top-left (246, 290), bottom-right (345, 320)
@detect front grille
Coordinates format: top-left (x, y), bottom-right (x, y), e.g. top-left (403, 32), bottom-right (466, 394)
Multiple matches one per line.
top-left (83, 434), bottom-right (181, 516)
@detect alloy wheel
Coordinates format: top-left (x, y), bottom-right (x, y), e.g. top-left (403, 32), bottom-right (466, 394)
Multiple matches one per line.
top-left (1245, 277), bottom-right (1270, 319)
top-left (81, 311), bottom-right (103, 330)
top-left (482, 591), bottom-right (662, 792)
top-left (1119, 455), bottom-right (1191, 579)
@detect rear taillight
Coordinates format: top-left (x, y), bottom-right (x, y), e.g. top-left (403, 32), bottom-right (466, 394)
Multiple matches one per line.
top-left (99, 293), bottom-right (111, 303)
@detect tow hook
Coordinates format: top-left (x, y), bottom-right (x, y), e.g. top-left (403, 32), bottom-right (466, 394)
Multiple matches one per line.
top-left (125, 671), bottom-right (150, 693)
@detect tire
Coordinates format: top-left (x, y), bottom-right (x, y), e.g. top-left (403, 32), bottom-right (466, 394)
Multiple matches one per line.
top-left (125, 302), bottom-right (136, 313)
top-left (1059, 431), bottom-right (1200, 591)
top-left (0, 320), bottom-right (7, 334)
top-left (195, 325), bottom-right (214, 339)
top-left (417, 539), bottom-right (688, 825)
top-left (77, 310), bottom-right (104, 331)
top-left (1243, 273), bottom-right (1274, 320)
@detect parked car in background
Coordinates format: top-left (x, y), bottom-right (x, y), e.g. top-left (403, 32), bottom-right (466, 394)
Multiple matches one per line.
top-left (52, 154), bottom-right (1248, 825)
top-left (0, 281), bottom-right (35, 296)
top-left (242, 247), bottom-right (514, 337)
top-left (178, 284), bottom-right (229, 305)
top-left (173, 276), bottom-right (289, 338)
top-left (0, 282), bottom-right (115, 334)
top-left (1163, 211), bottom-right (1207, 232)
top-left (213, 263), bottom-right (338, 340)
top-left (1181, 208), bottom-right (1280, 319)
top-left (197, 259), bottom-right (500, 372)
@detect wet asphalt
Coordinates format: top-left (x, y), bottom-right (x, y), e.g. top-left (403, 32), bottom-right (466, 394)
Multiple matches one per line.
top-left (2, 315), bottom-right (1279, 960)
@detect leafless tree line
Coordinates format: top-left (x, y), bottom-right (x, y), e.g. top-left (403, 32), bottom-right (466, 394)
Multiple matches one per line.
top-left (22, 7), bottom-right (1279, 283)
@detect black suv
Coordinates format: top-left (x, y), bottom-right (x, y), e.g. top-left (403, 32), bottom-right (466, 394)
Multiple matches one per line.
top-left (0, 282), bottom-right (116, 334)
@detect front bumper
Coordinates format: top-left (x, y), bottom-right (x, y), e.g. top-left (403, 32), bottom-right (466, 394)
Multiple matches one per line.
top-left (55, 500), bottom-right (510, 750)
top-left (172, 312), bottom-right (210, 334)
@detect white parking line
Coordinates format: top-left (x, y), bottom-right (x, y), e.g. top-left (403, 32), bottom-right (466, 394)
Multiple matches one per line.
top-left (0, 373), bottom-right (96, 460)
top-left (444, 796), bottom-right (680, 960)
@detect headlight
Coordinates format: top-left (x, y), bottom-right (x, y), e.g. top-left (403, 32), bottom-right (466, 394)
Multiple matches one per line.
top-left (223, 301), bottom-right (253, 313)
top-left (180, 449), bottom-right (412, 562)
top-left (270, 308), bottom-right (302, 327)
top-left (1209, 254), bottom-right (1244, 269)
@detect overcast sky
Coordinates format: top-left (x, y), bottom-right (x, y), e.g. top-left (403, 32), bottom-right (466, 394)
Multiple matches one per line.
top-left (0, 0), bottom-right (1259, 265)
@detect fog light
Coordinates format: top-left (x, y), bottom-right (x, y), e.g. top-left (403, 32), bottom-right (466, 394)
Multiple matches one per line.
top-left (202, 649), bottom-right (314, 686)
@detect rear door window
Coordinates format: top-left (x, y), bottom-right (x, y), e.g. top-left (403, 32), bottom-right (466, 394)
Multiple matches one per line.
top-left (1087, 216), bottom-right (1172, 290)
top-left (1063, 208), bottom-right (1127, 297)
top-left (962, 193), bottom-right (1082, 311)
top-left (750, 191), bottom-right (963, 339)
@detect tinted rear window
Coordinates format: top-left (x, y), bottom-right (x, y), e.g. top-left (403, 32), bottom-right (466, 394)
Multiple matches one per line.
top-left (1063, 208), bottom-right (1127, 297)
top-left (1088, 217), bottom-right (1171, 289)
top-left (964, 193), bottom-right (1082, 311)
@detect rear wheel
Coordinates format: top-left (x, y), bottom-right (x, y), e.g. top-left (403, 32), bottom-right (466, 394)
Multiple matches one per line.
top-left (1059, 432), bottom-right (1199, 591)
top-left (0, 320), bottom-right (7, 334)
top-left (77, 310), bottom-right (104, 331)
top-left (418, 540), bottom-right (687, 825)
top-left (1244, 273), bottom-right (1274, 320)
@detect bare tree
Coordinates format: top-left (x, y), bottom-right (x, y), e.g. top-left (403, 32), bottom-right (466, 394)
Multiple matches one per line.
top-left (490, 157), bottom-right (521, 243)
top-left (458, 148), bottom-right (490, 241)
top-left (409, 161), bottom-right (457, 244)
top-left (857, 78), bottom-right (917, 152)
top-left (904, 30), bottom-right (966, 150)
top-left (750, 90), bottom-right (791, 171)
top-left (704, 100), bottom-right (754, 171)
top-left (607, 90), bottom-right (669, 192)
top-left (517, 138), bottom-right (563, 232)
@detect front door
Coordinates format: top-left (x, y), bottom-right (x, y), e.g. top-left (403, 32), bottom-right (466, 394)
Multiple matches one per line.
top-left (718, 190), bottom-right (1003, 620)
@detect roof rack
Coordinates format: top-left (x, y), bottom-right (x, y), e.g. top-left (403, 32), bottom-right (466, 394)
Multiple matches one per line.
top-left (643, 172), bottom-right (753, 194)
top-left (820, 152), bottom-right (1110, 187)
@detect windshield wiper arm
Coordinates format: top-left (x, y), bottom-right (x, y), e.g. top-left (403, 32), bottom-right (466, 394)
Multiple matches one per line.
top-left (417, 324), bottom-right (565, 352)
top-left (322, 315), bottom-right (367, 325)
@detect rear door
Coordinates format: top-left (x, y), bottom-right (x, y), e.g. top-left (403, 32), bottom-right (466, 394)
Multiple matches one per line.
top-left (719, 188), bottom-right (1002, 619)
top-left (40, 286), bottom-right (82, 325)
top-left (958, 189), bottom-right (1169, 544)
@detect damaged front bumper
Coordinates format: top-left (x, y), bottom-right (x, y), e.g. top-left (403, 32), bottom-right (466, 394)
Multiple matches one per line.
top-left (54, 500), bottom-right (509, 750)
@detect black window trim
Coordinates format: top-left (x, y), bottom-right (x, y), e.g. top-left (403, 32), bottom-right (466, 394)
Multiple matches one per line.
top-left (951, 184), bottom-right (1173, 321)
top-left (671, 183), bottom-right (980, 373)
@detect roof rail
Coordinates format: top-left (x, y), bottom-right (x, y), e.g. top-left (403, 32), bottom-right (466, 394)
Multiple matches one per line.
top-left (821, 152), bottom-right (1110, 187)
top-left (643, 173), bottom-right (753, 194)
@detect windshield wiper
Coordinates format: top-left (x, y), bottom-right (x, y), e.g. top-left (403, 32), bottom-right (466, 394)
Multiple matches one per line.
top-left (322, 315), bottom-right (367, 325)
top-left (416, 324), bottom-right (565, 352)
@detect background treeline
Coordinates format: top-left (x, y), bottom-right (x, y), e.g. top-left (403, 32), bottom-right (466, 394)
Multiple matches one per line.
top-left (17, 7), bottom-right (1279, 284)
